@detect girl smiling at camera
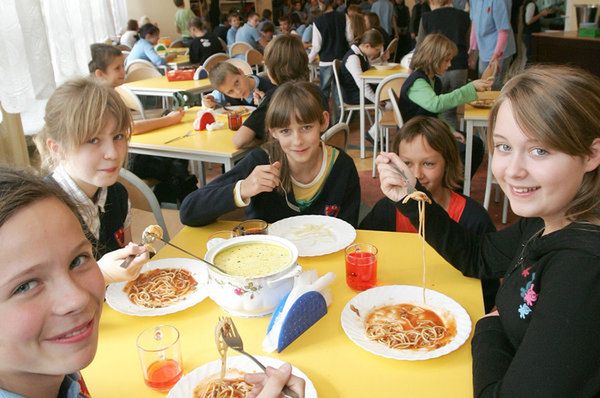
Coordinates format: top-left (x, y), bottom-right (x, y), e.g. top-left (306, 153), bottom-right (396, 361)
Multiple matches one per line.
top-left (179, 80), bottom-right (360, 226)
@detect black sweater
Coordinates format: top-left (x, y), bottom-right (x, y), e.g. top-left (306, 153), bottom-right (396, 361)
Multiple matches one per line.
top-left (179, 146), bottom-right (361, 227)
top-left (396, 184), bottom-right (600, 397)
top-left (314, 11), bottom-right (349, 62)
top-left (421, 7), bottom-right (470, 70)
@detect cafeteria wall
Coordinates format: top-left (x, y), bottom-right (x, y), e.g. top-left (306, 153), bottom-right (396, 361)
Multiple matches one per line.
top-left (126, 0), bottom-right (181, 40)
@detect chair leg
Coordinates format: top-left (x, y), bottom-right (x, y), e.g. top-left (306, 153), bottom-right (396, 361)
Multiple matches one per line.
top-left (483, 154), bottom-right (493, 209)
top-left (372, 124), bottom-right (379, 178)
top-left (345, 110), bottom-right (353, 125)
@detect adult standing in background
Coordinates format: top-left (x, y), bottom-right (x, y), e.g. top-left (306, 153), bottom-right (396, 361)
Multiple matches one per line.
top-left (469, 0), bottom-right (516, 90)
top-left (521, 0), bottom-right (550, 61)
top-left (453, 0), bottom-right (469, 11)
top-left (410, 0), bottom-right (430, 42)
top-left (174, 0), bottom-right (195, 47)
top-left (371, 0), bottom-right (396, 36)
top-left (417, 0), bottom-right (470, 129)
top-left (393, 0), bottom-right (411, 61)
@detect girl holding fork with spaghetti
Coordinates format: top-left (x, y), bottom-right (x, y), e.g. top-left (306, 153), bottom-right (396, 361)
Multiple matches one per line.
top-left (179, 80), bottom-right (360, 227)
top-left (377, 65), bottom-right (600, 397)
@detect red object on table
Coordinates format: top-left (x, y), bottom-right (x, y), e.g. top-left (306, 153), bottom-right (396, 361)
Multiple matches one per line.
top-left (346, 251), bottom-right (377, 291)
top-left (166, 69), bottom-right (196, 81)
top-left (227, 112), bottom-right (243, 130)
top-left (144, 359), bottom-right (182, 391)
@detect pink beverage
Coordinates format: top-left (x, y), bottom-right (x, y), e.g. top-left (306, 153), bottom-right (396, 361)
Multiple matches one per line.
top-left (144, 359), bottom-right (183, 391)
top-left (345, 246), bottom-right (378, 291)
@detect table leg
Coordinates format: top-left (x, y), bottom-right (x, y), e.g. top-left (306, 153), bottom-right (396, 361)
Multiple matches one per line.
top-left (359, 77), bottom-right (366, 159)
top-left (463, 121), bottom-right (473, 196)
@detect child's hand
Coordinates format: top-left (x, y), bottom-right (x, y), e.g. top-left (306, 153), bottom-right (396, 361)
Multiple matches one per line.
top-left (472, 78), bottom-right (493, 92)
top-left (376, 152), bottom-right (416, 203)
top-left (165, 53), bottom-right (177, 62)
top-left (240, 161), bottom-right (281, 200)
top-left (202, 95), bottom-right (218, 108)
top-left (98, 243), bottom-right (149, 284)
top-left (245, 363), bottom-right (306, 398)
top-left (166, 109), bottom-right (185, 124)
top-left (253, 90), bottom-right (265, 106)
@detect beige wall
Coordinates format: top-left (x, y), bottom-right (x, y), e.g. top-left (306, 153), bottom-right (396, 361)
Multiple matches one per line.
top-left (125, 0), bottom-right (181, 40)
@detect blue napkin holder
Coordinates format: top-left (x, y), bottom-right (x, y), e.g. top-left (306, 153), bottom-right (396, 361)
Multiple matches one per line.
top-left (267, 291), bottom-right (327, 352)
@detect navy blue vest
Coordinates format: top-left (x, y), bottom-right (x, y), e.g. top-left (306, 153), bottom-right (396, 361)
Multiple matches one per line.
top-left (340, 47), bottom-right (370, 105)
top-left (314, 11), bottom-right (349, 62)
top-left (399, 69), bottom-right (442, 122)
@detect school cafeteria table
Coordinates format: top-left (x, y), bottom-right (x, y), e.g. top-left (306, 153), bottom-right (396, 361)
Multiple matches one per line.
top-left (83, 221), bottom-right (484, 397)
top-left (358, 65), bottom-right (411, 158)
top-left (462, 91), bottom-right (500, 196)
top-left (124, 76), bottom-right (212, 98)
top-left (128, 107), bottom-right (249, 185)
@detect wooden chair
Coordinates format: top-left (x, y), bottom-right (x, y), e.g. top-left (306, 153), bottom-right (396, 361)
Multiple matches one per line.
top-left (244, 49), bottom-right (264, 73)
top-left (118, 168), bottom-right (171, 241)
top-left (202, 53), bottom-right (230, 72)
top-left (226, 58), bottom-right (253, 75)
top-left (372, 74), bottom-right (405, 177)
top-left (229, 42), bottom-right (252, 58)
top-left (385, 38), bottom-right (399, 60)
top-left (169, 39), bottom-right (186, 48)
top-left (332, 59), bottom-right (376, 125)
top-left (115, 85), bottom-right (146, 119)
top-left (125, 59), bottom-right (161, 82)
top-left (321, 122), bottom-right (349, 151)
top-left (218, 37), bottom-right (228, 52)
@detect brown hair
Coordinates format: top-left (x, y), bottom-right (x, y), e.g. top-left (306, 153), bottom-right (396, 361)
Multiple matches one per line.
top-left (0, 166), bottom-right (83, 230)
top-left (208, 61), bottom-right (243, 87)
top-left (347, 4), bottom-right (362, 15)
top-left (360, 29), bottom-right (384, 48)
top-left (393, 116), bottom-right (462, 190)
top-left (189, 16), bottom-right (206, 31)
top-left (34, 77), bottom-right (132, 172)
top-left (411, 33), bottom-right (457, 77)
top-left (264, 35), bottom-right (309, 84)
top-left (429, 0), bottom-right (452, 6)
top-left (88, 43), bottom-right (122, 73)
top-left (488, 65), bottom-right (600, 224)
top-left (126, 19), bottom-right (139, 31)
top-left (349, 13), bottom-right (367, 44)
top-left (364, 12), bottom-right (381, 29)
top-left (263, 81), bottom-right (326, 192)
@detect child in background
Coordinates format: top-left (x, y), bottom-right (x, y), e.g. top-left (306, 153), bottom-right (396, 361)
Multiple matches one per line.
top-left (258, 8), bottom-right (274, 31)
top-left (89, 44), bottom-right (184, 135)
top-left (201, 61), bottom-right (275, 109)
top-left (120, 19), bottom-right (139, 49)
top-left (227, 12), bottom-right (242, 46)
top-left (213, 14), bottom-right (230, 44)
top-left (235, 12), bottom-right (262, 50)
top-left (126, 23), bottom-right (176, 69)
top-left (179, 81), bottom-right (360, 227)
top-left (260, 22), bottom-right (276, 48)
top-left (377, 64), bottom-right (600, 397)
top-left (399, 33), bottom-right (492, 176)
top-left (278, 15), bottom-right (294, 35)
top-left (364, 12), bottom-right (391, 47)
top-left (34, 77), bottom-right (149, 284)
top-left (232, 34), bottom-right (310, 149)
top-left (174, 0), bottom-right (195, 47)
top-left (188, 17), bottom-right (225, 65)
top-left (339, 29), bottom-right (384, 105)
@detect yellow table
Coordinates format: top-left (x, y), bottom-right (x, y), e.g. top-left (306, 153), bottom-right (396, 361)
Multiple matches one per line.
top-left (83, 222), bottom-right (484, 397)
top-left (128, 108), bottom-right (249, 184)
top-left (462, 91), bottom-right (501, 196)
top-left (124, 76), bottom-right (212, 98)
top-left (167, 54), bottom-right (192, 69)
top-left (358, 65), bottom-right (411, 158)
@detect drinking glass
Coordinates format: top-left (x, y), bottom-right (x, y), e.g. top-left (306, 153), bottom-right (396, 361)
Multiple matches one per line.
top-left (227, 111), bottom-right (243, 131)
top-left (136, 325), bottom-right (183, 391)
top-left (206, 230), bottom-right (235, 250)
top-left (233, 219), bottom-right (268, 236)
top-left (345, 243), bottom-right (378, 291)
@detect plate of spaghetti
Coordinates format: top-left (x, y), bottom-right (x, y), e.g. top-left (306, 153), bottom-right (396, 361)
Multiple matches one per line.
top-left (341, 285), bottom-right (471, 360)
top-left (268, 215), bottom-right (356, 256)
top-left (105, 258), bottom-right (209, 316)
top-left (166, 355), bottom-right (318, 398)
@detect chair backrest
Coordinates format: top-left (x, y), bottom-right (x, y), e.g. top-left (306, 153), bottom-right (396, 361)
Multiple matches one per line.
top-left (229, 42), bottom-right (252, 57)
top-left (387, 87), bottom-right (404, 129)
top-left (385, 38), bottom-right (399, 59)
top-left (115, 85), bottom-right (146, 119)
top-left (244, 49), bottom-right (264, 73)
top-left (321, 122), bottom-right (349, 151)
top-left (226, 58), bottom-right (253, 75)
top-left (202, 52), bottom-right (230, 72)
top-left (374, 73), bottom-right (405, 126)
top-left (169, 39), bottom-right (185, 48)
top-left (118, 168), bottom-right (171, 241)
top-left (125, 59), bottom-right (162, 82)
top-left (218, 37), bottom-right (228, 52)
top-left (116, 44), bottom-right (131, 51)
top-left (331, 59), bottom-right (347, 124)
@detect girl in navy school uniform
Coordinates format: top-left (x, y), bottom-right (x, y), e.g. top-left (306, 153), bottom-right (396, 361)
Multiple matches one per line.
top-left (34, 77), bottom-right (149, 285)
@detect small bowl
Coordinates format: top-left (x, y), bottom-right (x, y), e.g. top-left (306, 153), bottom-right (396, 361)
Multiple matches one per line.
top-left (372, 62), bottom-right (398, 70)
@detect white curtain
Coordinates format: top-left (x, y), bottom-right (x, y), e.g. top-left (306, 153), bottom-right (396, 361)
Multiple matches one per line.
top-left (0, 0), bottom-right (127, 114)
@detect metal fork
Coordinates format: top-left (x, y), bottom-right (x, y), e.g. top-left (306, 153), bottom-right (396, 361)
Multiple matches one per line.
top-left (163, 130), bottom-right (194, 144)
top-left (219, 317), bottom-right (299, 398)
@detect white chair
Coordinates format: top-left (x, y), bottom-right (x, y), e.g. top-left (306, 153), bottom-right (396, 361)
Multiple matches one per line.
top-left (229, 42), bottom-right (253, 58)
top-left (115, 85), bottom-right (146, 120)
top-left (385, 37), bottom-right (399, 60)
top-left (226, 58), bottom-right (253, 75)
top-left (332, 59), bottom-right (376, 125)
top-left (483, 156), bottom-right (510, 224)
top-left (321, 122), bottom-right (349, 151)
top-left (118, 168), bottom-right (171, 241)
top-left (125, 59), bottom-right (162, 82)
top-left (202, 52), bottom-right (230, 72)
top-left (244, 49), bottom-right (264, 73)
top-left (372, 74), bottom-right (406, 177)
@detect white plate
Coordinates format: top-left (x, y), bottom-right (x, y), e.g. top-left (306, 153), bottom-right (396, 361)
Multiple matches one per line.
top-left (212, 105), bottom-right (256, 115)
top-left (341, 285), bottom-right (472, 360)
top-left (167, 355), bottom-right (317, 397)
top-left (268, 215), bottom-right (356, 257)
top-left (372, 62), bottom-right (399, 70)
top-left (105, 258), bottom-right (209, 316)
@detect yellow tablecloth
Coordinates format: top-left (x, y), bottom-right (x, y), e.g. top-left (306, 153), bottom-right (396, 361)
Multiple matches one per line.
top-left (83, 222), bottom-right (484, 397)
top-left (359, 65), bottom-right (411, 79)
top-left (124, 76), bottom-right (211, 93)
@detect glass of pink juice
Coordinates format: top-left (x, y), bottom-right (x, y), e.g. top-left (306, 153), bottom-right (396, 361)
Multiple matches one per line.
top-left (345, 243), bottom-right (377, 291)
top-left (137, 325), bottom-right (183, 391)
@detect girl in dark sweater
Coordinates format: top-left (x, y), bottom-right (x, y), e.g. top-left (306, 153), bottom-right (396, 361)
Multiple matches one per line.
top-left (376, 65), bottom-right (600, 397)
top-left (180, 81), bottom-right (361, 227)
